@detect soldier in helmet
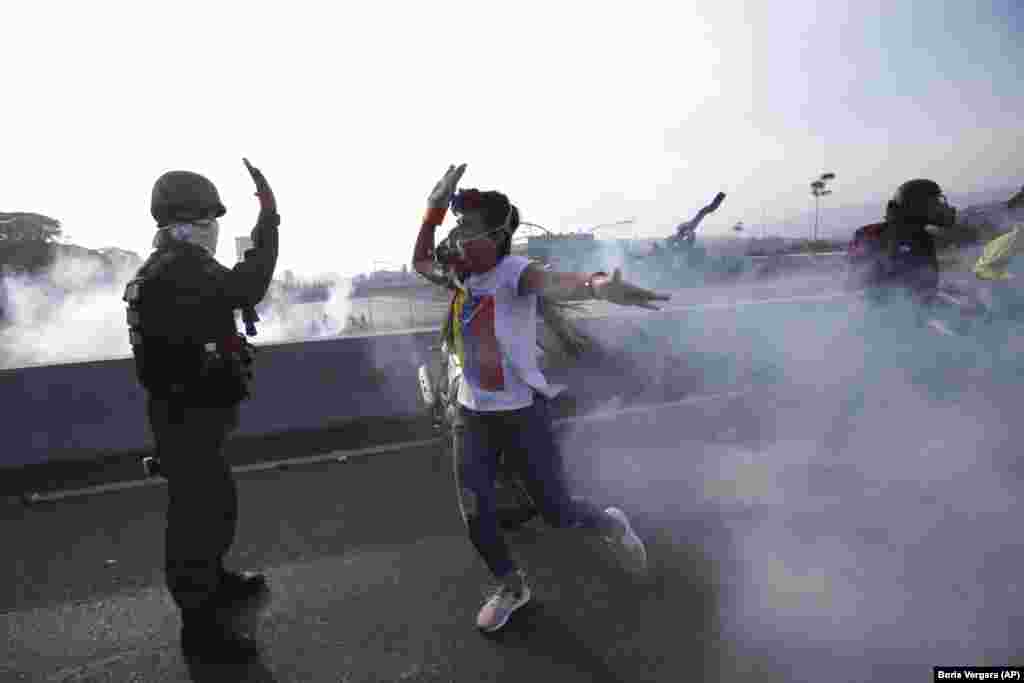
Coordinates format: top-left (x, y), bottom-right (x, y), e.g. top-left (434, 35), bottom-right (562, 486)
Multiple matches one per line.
top-left (846, 178), bottom-right (958, 324)
top-left (123, 159), bottom-right (279, 659)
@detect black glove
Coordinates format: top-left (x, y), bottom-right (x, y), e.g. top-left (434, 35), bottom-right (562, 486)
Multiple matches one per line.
top-left (244, 158), bottom-right (280, 248)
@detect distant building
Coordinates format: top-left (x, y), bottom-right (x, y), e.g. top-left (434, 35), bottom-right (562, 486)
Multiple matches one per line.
top-left (525, 233), bottom-right (598, 269)
top-left (235, 236), bottom-right (254, 264)
top-left (349, 264), bottom-right (426, 298)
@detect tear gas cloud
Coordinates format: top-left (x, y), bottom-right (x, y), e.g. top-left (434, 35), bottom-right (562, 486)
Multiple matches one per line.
top-left (0, 252), bottom-right (138, 368)
top-left (246, 278), bottom-right (357, 346)
top-left (0, 228), bottom-right (833, 369)
top-left (0, 255), bottom-right (373, 369)
top-left (556, 255), bottom-right (1024, 676)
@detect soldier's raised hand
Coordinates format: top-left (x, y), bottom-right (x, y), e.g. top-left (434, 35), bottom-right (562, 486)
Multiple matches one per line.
top-left (243, 158), bottom-right (277, 215)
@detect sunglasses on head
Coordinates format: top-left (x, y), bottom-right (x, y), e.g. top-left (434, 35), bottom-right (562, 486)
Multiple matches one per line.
top-left (450, 189), bottom-right (482, 214)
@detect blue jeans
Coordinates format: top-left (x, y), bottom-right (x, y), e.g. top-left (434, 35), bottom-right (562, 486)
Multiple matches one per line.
top-left (453, 394), bottom-right (614, 578)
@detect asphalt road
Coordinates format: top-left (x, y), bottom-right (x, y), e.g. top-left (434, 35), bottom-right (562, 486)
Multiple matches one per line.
top-left (4, 387), bottom-right (1024, 682)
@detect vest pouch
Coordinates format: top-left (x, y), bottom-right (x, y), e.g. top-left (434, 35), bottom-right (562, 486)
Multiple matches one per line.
top-left (196, 336), bottom-right (254, 406)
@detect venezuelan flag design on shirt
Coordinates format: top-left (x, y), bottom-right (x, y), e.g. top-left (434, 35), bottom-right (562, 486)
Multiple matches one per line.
top-left (451, 289), bottom-right (504, 391)
top-left (448, 255), bottom-right (561, 411)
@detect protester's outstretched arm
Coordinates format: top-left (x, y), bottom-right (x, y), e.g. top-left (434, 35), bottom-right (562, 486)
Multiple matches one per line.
top-left (224, 158), bottom-right (280, 309)
top-left (413, 164), bottom-right (466, 280)
top-left (518, 265), bottom-right (669, 310)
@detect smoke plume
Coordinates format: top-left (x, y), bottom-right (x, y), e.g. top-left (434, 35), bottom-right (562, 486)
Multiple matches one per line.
top-left (555, 256), bottom-right (1024, 677)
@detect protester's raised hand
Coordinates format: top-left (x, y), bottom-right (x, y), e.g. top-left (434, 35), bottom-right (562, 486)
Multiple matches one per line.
top-left (427, 163), bottom-right (467, 209)
top-left (706, 191), bottom-right (726, 214)
top-left (593, 268), bottom-right (671, 310)
top-left (243, 157), bottom-right (277, 214)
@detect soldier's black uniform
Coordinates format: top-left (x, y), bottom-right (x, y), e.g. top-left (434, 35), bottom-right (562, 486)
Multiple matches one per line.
top-left (847, 179), bottom-right (956, 320)
top-left (123, 168), bottom-right (278, 656)
top-left (861, 222), bottom-right (940, 306)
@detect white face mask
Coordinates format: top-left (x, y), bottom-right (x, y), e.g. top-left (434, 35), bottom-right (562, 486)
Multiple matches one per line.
top-left (190, 218), bottom-right (220, 255)
top-left (156, 218), bottom-right (220, 255)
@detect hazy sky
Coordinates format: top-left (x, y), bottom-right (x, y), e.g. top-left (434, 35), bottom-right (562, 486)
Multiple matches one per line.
top-left (5, 0), bottom-right (1022, 277)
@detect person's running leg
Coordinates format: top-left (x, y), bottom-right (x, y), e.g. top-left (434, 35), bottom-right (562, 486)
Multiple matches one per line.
top-left (505, 394), bottom-right (648, 574)
top-left (454, 408), bottom-right (531, 631)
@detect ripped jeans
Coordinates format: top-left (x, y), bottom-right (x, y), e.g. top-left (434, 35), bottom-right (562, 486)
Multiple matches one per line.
top-left (453, 394), bottom-right (615, 578)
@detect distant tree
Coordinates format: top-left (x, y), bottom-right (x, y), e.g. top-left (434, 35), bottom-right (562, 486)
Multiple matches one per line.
top-left (0, 212), bottom-right (62, 243)
top-left (0, 212), bottom-right (144, 284)
top-left (0, 214), bottom-right (60, 274)
top-left (809, 173), bottom-right (836, 241)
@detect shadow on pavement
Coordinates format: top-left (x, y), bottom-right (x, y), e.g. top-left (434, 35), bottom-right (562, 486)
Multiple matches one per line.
top-left (485, 601), bottom-right (626, 683)
top-left (185, 652), bottom-right (280, 683)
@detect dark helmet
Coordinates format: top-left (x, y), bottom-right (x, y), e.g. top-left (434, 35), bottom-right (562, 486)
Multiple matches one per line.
top-left (885, 178), bottom-right (957, 227)
top-left (150, 170), bottom-right (227, 226)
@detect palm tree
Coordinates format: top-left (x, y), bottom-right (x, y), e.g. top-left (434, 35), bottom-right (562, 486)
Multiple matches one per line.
top-left (810, 172), bottom-right (836, 242)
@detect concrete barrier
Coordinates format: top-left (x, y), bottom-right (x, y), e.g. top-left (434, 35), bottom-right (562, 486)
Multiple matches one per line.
top-left (1, 294), bottom-right (857, 470)
top-left (1, 330), bottom-right (439, 468)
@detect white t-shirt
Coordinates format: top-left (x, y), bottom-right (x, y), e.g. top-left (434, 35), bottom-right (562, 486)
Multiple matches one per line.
top-left (452, 255), bottom-right (564, 412)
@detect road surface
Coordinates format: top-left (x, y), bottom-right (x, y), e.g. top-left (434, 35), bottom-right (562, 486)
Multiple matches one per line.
top-left (4, 389), bottom-right (1023, 681)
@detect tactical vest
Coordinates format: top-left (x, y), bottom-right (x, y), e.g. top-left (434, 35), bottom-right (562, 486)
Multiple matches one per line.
top-left (878, 226), bottom-right (939, 295)
top-left (123, 245), bottom-right (255, 406)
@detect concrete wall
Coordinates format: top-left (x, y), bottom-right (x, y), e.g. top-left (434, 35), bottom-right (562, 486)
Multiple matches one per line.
top-left (1, 330), bottom-right (439, 468)
top-left (1, 296), bottom-right (857, 469)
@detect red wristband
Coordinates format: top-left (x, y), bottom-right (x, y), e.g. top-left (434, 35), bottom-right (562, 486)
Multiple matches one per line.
top-left (586, 271), bottom-right (609, 299)
top-left (423, 206), bottom-right (447, 226)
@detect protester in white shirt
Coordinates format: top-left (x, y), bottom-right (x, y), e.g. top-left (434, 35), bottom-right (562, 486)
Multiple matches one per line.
top-left (413, 164), bottom-right (669, 633)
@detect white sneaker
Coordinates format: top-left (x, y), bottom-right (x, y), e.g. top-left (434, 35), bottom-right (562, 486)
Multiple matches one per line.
top-left (602, 507), bottom-right (648, 575)
top-left (928, 318), bottom-right (958, 337)
top-left (476, 570), bottom-right (531, 632)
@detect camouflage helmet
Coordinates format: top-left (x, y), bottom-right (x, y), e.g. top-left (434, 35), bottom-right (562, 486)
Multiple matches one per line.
top-left (150, 170), bottom-right (227, 226)
top-left (886, 178), bottom-right (956, 227)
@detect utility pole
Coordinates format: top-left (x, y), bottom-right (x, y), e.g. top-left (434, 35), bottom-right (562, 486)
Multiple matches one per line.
top-left (810, 172), bottom-right (837, 243)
